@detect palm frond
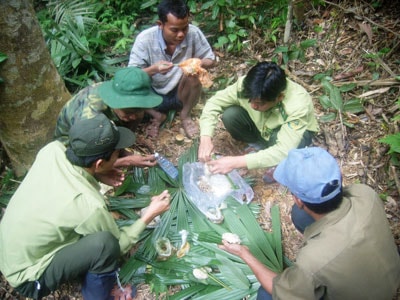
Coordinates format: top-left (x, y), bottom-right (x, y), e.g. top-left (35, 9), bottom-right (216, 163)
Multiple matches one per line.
top-left (116, 141), bottom-right (284, 298)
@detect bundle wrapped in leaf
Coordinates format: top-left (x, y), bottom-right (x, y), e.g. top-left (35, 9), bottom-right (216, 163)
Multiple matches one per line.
top-left (178, 58), bottom-right (213, 88)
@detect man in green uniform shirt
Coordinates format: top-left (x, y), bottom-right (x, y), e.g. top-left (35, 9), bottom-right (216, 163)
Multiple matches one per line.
top-left (55, 67), bottom-right (163, 186)
top-left (0, 114), bottom-right (171, 300)
top-left (219, 147), bottom-right (400, 299)
top-left (198, 61), bottom-right (319, 182)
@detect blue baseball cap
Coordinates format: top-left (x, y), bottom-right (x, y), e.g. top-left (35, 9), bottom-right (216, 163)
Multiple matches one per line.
top-left (273, 147), bottom-right (342, 204)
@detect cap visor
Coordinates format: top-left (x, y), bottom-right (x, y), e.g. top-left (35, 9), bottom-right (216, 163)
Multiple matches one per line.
top-left (115, 127), bottom-right (136, 149)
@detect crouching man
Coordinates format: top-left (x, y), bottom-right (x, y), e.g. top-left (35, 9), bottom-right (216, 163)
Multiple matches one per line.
top-left (219, 147), bottom-right (400, 299)
top-left (0, 114), bottom-right (170, 299)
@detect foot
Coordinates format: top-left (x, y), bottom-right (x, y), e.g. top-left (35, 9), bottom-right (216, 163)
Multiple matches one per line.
top-left (111, 284), bottom-right (137, 300)
top-left (181, 118), bottom-right (199, 139)
top-left (262, 167), bottom-right (277, 184)
top-left (145, 113), bottom-right (167, 138)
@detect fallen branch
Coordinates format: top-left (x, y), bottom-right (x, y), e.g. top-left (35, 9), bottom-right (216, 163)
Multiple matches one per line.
top-left (332, 78), bottom-right (400, 87)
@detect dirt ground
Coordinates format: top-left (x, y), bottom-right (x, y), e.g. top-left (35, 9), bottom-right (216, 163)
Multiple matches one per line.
top-left (1, 0), bottom-right (399, 299)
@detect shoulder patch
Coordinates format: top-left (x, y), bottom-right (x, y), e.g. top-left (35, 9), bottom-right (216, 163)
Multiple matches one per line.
top-left (287, 120), bottom-right (302, 130)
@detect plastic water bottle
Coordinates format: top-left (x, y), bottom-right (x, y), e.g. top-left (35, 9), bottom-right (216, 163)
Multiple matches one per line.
top-left (154, 152), bottom-right (179, 180)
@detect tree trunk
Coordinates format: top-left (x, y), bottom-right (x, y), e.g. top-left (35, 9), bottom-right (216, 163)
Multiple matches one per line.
top-left (0, 0), bottom-right (70, 176)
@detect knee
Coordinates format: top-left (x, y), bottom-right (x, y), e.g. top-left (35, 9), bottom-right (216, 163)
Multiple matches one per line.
top-left (182, 75), bottom-right (201, 89)
top-left (221, 105), bottom-right (242, 124)
top-left (91, 232), bottom-right (120, 260)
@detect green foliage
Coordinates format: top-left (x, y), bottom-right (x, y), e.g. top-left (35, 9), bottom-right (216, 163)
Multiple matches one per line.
top-left (315, 76), bottom-right (365, 128)
top-left (0, 52), bottom-right (7, 83)
top-left (363, 48), bottom-right (391, 74)
top-left (273, 39), bottom-right (317, 64)
top-left (196, 0), bottom-right (288, 53)
top-left (37, 0), bottom-right (131, 91)
top-left (114, 142), bottom-right (283, 298)
top-left (0, 168), bottom-right (19, 212)
top-left (379, 99), bottom-right (400, 165)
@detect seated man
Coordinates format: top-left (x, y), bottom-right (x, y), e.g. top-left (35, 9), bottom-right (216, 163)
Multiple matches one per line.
top-left (128, 0), bottom-right (215, 139)
top-left (198, 61), bottom-right (319, 182)
top-left (219, 147), bottom-right (400, 299)
top-left (0, 114), bottom-right (171, 300)
top-left (55, 67), bottom-right (162, 186)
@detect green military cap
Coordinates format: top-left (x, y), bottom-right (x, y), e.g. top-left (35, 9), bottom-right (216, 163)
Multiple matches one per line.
top-left (98, 67), bottom-right (162, 109)
top-left (69, 114), bottom-right (136, 156)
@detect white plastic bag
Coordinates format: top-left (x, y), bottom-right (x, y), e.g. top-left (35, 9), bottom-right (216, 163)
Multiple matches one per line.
top-left (183, 162), bottom-right (254, 221)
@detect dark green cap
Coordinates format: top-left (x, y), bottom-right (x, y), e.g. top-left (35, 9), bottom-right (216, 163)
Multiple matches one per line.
top-left (69, 114), bottom-right (136, 156)
top-left (97, 67), bottom-right (162, 109)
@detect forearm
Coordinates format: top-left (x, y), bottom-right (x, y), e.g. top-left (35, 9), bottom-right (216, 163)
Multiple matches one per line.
top-left (240, 251), bottom-right (277, 294)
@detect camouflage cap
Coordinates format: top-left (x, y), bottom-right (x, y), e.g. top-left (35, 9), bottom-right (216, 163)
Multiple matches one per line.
top-left (69, 114), bottom-right (136, 156)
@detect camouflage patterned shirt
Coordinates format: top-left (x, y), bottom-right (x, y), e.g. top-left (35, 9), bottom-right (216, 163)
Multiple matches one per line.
top-left (54, 83), bottom-right (119, 144)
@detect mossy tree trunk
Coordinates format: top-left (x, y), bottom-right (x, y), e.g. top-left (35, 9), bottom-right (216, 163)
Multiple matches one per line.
top-left (0, 0), bottom-right (71, 176)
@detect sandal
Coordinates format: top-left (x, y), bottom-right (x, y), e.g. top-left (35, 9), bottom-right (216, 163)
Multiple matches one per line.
top-left (181, 118), bottom-right (199, 139)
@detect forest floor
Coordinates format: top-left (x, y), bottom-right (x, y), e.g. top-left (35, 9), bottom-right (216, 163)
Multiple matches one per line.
top-left (1, 0), bottom-right (399, 299)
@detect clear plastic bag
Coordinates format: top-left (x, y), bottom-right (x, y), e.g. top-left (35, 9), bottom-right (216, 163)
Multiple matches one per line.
top-left (183, 162), bottom-right (254, 221)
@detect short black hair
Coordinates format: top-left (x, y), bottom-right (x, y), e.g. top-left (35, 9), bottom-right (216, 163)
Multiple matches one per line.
top-left (302, 180), bottom-right (344, 214)
top-left (241, 61), bottom-right (287, 102)
top-left (65, 148), bottom-right (114, 168)
top-left (158, 0), bottom-right (190, 23)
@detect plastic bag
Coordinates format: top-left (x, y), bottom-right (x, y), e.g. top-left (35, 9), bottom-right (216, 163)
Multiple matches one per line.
top-left (183, 162), bottom-right (254, 222)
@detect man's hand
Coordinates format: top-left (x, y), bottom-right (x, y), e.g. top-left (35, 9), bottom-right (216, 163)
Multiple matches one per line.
top-left (115, 154), bottom-right (157, 168)
top-left (218, 239), bottom-right (250, 258)
top-left (141, 190), bottom-right (171, 224)
top-left (198, 136), bottom-right (214, 162)
top-left (95, 168), bottom-right (125, 187)
top-left (206, 155), bottom-right (246, 174)
top-left (156, 61), bottom-right (174, 74)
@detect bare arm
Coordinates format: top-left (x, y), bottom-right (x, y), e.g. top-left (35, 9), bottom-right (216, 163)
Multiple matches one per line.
top-left (114, 154), bottom-right (157, 168)
top-left (142, 61), bottom-right (174, 76)
top-left (218, 240), bottom-right (277, 294)
top-left (198, 135), bottom-right (214, 162)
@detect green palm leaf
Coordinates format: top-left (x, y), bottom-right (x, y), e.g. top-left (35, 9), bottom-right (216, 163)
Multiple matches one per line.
top-left (116, 141), bottom-right (283, 298)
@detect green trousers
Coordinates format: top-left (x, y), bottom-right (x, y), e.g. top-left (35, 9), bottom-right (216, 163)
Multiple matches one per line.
top-left (221, 105), bottom-right (314, 148)
top-left (16, 231), bottom-right (120, 299)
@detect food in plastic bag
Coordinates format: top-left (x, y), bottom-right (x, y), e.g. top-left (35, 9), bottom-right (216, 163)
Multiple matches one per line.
top-left (183, 162), bottom-right (254, 222)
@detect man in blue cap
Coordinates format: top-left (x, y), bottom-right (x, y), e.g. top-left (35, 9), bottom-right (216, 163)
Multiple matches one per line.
top-left (0, 114), bottom-right (171, 300)
top-left (55, 67), bottom-right (163, 187)
top-left (219, 147), bottom-right (400, 299)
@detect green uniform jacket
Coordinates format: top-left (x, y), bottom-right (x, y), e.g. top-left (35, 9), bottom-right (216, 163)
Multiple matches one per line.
top-left (199, 76), bottom-right (319, 169)
top-left (0, 141), bottom-right (146, 287)
top-left (273, 184), bottom-right (400, 299)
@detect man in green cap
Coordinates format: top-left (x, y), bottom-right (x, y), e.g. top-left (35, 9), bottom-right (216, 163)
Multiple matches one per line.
top-left (0, 114), bottom-right (171, 300)
top-left (55, 67), bottom-right (163, 186)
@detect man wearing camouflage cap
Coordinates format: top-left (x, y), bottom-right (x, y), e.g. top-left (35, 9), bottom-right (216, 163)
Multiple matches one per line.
top-left (55, 67), bottom-right (162, 186)
top-left (0, 114), bottom-right (171, 300)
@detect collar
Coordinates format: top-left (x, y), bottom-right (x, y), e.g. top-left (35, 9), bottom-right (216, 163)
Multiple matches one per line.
top-left (72, 165), bottom-right (101, 191)
top-left (303, 198), bottom-right (351, 240)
